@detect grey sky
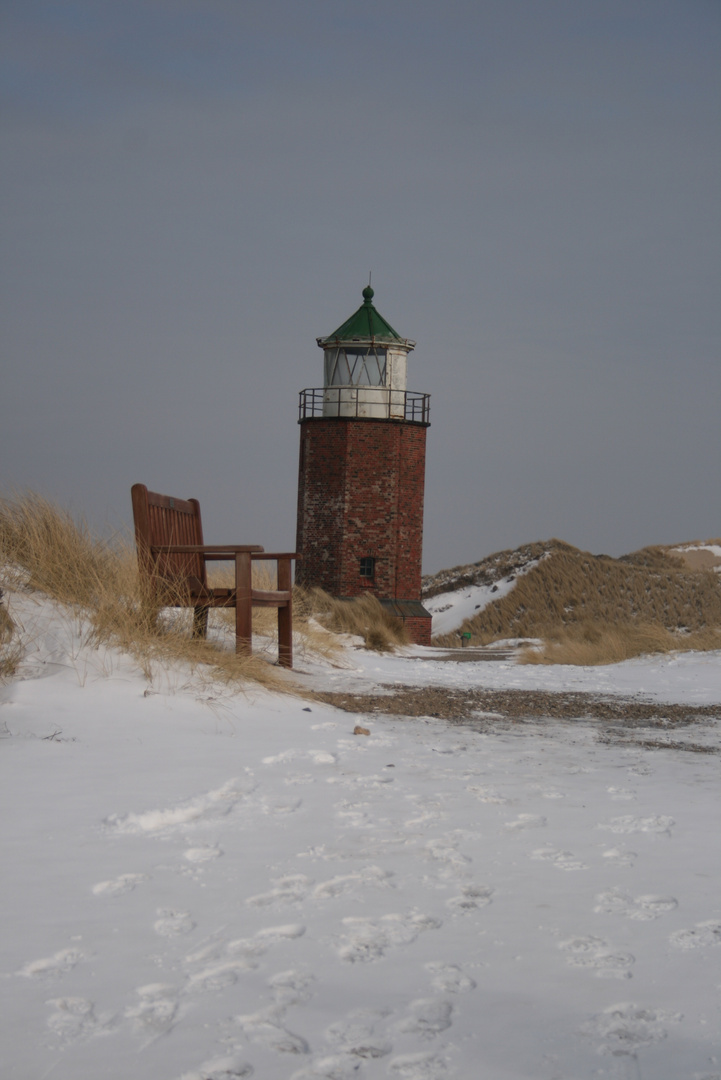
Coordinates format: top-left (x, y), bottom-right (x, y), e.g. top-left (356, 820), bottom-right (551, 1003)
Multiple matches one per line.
top-left (2, 0), bottom-right (719, 573)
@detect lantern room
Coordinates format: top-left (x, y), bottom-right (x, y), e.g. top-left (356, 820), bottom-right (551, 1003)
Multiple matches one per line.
top-left (315, 285), bottom-right (417, 420)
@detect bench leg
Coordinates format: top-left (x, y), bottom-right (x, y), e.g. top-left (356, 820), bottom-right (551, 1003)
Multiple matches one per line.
top-left (235, 551), bottom-right (252, 656)
top-left (193, 605), bottom-right (209, 638)
top-left (277, 558), bottom-right (293, 669)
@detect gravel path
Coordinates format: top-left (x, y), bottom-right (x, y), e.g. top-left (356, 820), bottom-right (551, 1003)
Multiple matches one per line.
top-left (315, 685), bottom-right (720, 751)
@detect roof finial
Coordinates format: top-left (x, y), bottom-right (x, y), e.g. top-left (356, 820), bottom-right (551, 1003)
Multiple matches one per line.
top-left (362, 272), bottom-right (374, 303)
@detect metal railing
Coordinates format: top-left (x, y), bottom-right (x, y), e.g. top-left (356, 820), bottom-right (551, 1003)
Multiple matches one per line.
top-left (298, 387), bottom-right (430, 424)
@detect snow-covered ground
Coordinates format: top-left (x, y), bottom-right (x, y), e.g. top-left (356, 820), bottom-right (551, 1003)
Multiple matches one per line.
top-left (2, 588), bottom-right (720, 1080)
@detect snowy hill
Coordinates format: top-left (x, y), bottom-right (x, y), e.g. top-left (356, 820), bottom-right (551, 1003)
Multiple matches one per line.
top-left (422, 539), bottom-right (721, 643)
top-left (421, 541), bottom-right (551, 637)
top-left (2, 583), bottom-right (721, 1080)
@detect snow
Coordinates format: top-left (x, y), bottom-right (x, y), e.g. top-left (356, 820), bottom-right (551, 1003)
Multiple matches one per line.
top-left (306, 643), bottom-right (721, 707)
top-left (424, 561), bottom-right (540, 637)
top-left (424, 578), bottom-right (517, 637)
top-left (2, 587), bottom-right (720, 1080)
top-left (673, 544), bottom-right (721, 558)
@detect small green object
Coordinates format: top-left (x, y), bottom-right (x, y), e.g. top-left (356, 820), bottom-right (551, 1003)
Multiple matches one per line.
top-left (461, 632), bottom-right (471, 641)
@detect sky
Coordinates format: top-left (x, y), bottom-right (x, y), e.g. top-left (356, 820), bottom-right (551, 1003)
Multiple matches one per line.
top-left (2, 0), bottom-right (719, 574)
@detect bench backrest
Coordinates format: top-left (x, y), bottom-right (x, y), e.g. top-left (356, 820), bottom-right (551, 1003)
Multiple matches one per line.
top-left (131, 483), bottom-right (208, 592)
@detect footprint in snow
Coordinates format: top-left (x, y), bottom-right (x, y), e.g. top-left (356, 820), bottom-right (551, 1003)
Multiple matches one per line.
top-left (559, 936), bottom-right (635, 979)
top-left (45, 997), bottom-right (116, 1046)
top-left (404, 809), bottom-right (442, 828)
top-left (17, 947), bottom-right (86, 980)
top-left (312, 866), bottom-right (394, 900)
top-left (185, 958), bottom-right (255, 994)
top-left (394, 998), bottom-right (453, 1040)
top-left (184, 845), bottom-right (222, 864)
top-left (253, 923), bottom-right (307, 947)
top-left (425, 962), bottom-right (476, 994)
top-left (328, 773), bottom-right (394, 789)
top-left (607, 786), bottom-right (637, 801)
top-left (184, 925), bottom-right (306, 993)
top-left (234, 1004), bottom-right (309, 1055)
top-left (467, 785), bottom-right (511, 804)
top-left (446, 884), bottom-right (494, 913)
top-left (104, 778), bottom-right (252, 835)
top-left (268, 968), bottom-right (316, 1007)
top-left (227, 925), bottom-right (307, 964)
top-left (580, 1001), bottom-right (682, 1055)
top-left (388, 1050), bottom-right (448, 1078)
top-left (262, 750), bottom-right (297, 765)
top-left (355, 773), bottom-right (395, 788)
top-left (311, 751), bottom-right (337, 765)
top-left (531, 846), bottom-right (588, 871)
top-left (336, 804), bottom-right (374, 828)
top-left (594, 888), bottom-right (677, 921)
top-left (246, 875), bottom-right (311, 907)
top-left (92, 872), bottom-right (148, 896)
top-left (154, 908), bottom-right (195, 936)
top-left (627, 762), bottom-right (653, 776)
top-left (601, 847), bottom-right (637, 867)
top-left (324, 1006), bottom-right (392, 1060)
top-left (336, 912), bottom-right (441, 964)
top-left (599, 815), bottom-right (674, 836)
top-left (177, 1053), bottom-right (254, 1080)
top-left (290, 1055), bottom-right (362, 1079)
top-left (424, 837), bottom-right (472, 879)
top-left (283, 773), bottom-right (317, 787)
top-left (261, 796), bottom-right (303, 815)
top-left (124, 983), bottom-right (179, 1040)
top-left (504, 813), bottom-right (547, 831)
top-left (669, 920), bottom-right (721, 950)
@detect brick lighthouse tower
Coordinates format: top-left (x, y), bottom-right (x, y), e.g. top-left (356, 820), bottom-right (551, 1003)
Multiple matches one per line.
top-left (296, 285), bottom-right (432, 645)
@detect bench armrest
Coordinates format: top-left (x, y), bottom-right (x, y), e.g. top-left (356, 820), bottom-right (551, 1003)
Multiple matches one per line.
top-left (251, 553), bottom-right (301, 560)
top-left (150, 544), bottom-right (264, 555)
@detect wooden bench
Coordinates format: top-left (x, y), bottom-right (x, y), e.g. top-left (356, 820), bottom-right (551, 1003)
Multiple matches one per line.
top-left (131, 483), bottom-right (299, 668)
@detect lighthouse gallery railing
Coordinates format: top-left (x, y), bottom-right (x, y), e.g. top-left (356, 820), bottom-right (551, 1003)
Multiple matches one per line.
top-left (298, 388), bottom-right (430, 424)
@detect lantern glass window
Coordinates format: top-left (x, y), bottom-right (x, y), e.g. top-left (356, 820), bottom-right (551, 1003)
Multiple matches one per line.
top-left (325, 347), bottom-right (387, 387)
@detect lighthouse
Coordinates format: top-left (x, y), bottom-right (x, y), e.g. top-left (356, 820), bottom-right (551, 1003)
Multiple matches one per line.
top-left (295, 285), bottom-right (432, 645)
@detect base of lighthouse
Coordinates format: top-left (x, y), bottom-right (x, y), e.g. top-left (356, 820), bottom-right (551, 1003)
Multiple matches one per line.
top-left (296, 417), bottom-right (432, 646)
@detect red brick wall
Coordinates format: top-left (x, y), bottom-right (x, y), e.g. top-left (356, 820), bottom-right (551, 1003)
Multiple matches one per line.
top-left (296, 418), bottom-right (427, 602)
top-left (401, 615), bottom-right (432, 647)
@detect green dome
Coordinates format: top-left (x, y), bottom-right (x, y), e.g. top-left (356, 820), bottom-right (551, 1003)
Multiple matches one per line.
top-left (318, 286), bottom-right (412, 347)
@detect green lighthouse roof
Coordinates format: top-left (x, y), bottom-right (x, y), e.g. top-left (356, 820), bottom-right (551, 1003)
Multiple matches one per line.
top-left (318, 286), bottom-right (414, 347)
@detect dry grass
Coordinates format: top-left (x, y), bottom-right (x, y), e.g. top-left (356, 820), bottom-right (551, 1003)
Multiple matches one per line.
top-left (520, 621), bottom-right (721, 666)
top-left (208, 567), bottom-right (342, 662)
top-left (0, 601), bottom-right (12, 643)
top-left (307, 589), bottom-right (410, 652)
top-left (0, 492), bottom-right (339, 687)
top-left (431, 539), bottom-right (721, 664)
top-left (0, 493), bottom-right (121, 606)
top-left (0, 589), bottom-right (21, 678)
